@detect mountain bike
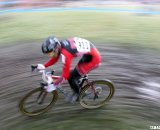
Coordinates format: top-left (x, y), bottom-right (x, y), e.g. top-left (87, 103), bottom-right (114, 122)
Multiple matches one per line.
top-left (19, 65), bottom-right (115, 116)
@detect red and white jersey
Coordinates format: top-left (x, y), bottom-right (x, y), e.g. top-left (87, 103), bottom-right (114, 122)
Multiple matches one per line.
top-left (44, 37), bottom-right (97, 80)
top-left (62, 37), bottom-right (95, 56)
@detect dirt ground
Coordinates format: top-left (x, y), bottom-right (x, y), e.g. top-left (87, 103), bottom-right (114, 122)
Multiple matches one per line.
top-left (0, 42), bottom-right (160, 130)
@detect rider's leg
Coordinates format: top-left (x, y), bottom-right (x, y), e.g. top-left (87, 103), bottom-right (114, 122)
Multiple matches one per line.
top-left (67, 68), bottom-right (82, 103)
top-left (76, 48), bottom-right (101, 76)
top-left (68, 53), bottom-right (94, 94)
top-left (68, 68), bottom-right (82, 94)
top-left (68, 48), bottom-right (101, 95)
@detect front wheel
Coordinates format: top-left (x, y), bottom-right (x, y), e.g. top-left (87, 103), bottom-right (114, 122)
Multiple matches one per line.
top-left (19, 87), bottom-right (58, 116)
top-left (79, 80), bottom-right (115, 109)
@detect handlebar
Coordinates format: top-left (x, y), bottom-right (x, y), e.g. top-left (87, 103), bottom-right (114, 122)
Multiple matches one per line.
top-left (31, 65), bottom-right (57, 84)
top-left (31, 65), bottom-right (55, 74)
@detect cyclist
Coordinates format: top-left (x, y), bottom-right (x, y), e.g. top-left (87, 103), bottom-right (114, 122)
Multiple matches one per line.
top-left (35, 36), bottom-right (101, 102)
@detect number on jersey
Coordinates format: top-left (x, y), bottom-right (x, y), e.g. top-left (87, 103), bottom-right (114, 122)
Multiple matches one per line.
top-left (74, 37), bottom-right (91, 52)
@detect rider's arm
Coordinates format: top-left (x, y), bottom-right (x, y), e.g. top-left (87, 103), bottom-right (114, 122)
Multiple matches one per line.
top-left (61, 54), bottom-right (72, 80)
top-left (44, 56), bottom-right (59, 68)
top-left (54, 49), bottom-right (73, 86)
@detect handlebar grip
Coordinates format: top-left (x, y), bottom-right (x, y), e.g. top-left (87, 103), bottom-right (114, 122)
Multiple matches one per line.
top-left (31, 65), bottom-right (38, 72)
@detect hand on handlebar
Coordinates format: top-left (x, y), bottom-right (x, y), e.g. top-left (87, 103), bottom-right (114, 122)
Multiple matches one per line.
top-left (31, 64), bottom-right (45, 72)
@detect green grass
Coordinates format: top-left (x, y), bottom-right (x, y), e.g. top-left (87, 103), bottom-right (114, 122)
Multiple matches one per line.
top-left (0, 11), bottom-right (160, 48)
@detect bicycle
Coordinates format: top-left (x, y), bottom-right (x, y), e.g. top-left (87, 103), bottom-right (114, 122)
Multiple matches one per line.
top-left (19, 65), bottom-right (115, 116)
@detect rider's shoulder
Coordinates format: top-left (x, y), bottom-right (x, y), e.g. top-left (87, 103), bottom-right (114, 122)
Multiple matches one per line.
top-left (60, 39), bottom-right (70, 46)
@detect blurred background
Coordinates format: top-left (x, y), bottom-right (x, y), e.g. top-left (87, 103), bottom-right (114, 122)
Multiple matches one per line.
top-left (0, 0), bottom-right (160, 130)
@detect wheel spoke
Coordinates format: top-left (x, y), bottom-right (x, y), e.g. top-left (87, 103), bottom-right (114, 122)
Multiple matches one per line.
top-left (19, 87), bottom-right (58, 116)
top-left (79, 80), bottom-right (115, 109)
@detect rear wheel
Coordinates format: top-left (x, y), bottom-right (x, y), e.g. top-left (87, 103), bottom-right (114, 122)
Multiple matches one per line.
top-left (79, 80), bottom-right (115, 109)
top-left (19, 87), bottom-right (58, 116)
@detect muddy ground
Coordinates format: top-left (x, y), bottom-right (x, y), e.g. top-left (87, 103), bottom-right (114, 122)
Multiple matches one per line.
top-left (0, 42), bottom-right (160, 130)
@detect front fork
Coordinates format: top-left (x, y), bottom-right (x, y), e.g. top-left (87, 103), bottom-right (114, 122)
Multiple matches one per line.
top-left (36, 83), bottom-right (48, 104)
top-left (37, 90), bottom-right (47, 104)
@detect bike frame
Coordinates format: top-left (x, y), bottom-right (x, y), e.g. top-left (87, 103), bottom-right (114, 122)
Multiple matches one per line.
top-left (40, 70), bottom-right (60, 84)
top-left (19, 67), bottom-right (115, 116)
top-left (40, 69), bottom-right (97, 98)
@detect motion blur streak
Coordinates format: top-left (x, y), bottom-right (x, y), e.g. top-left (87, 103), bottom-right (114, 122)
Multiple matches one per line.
top-left (1, 7), bottom-right (160, 15)
top-left (0, 43), bottom-right (160, 130)
top-left (0, 0), bottom-right (160, 130)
